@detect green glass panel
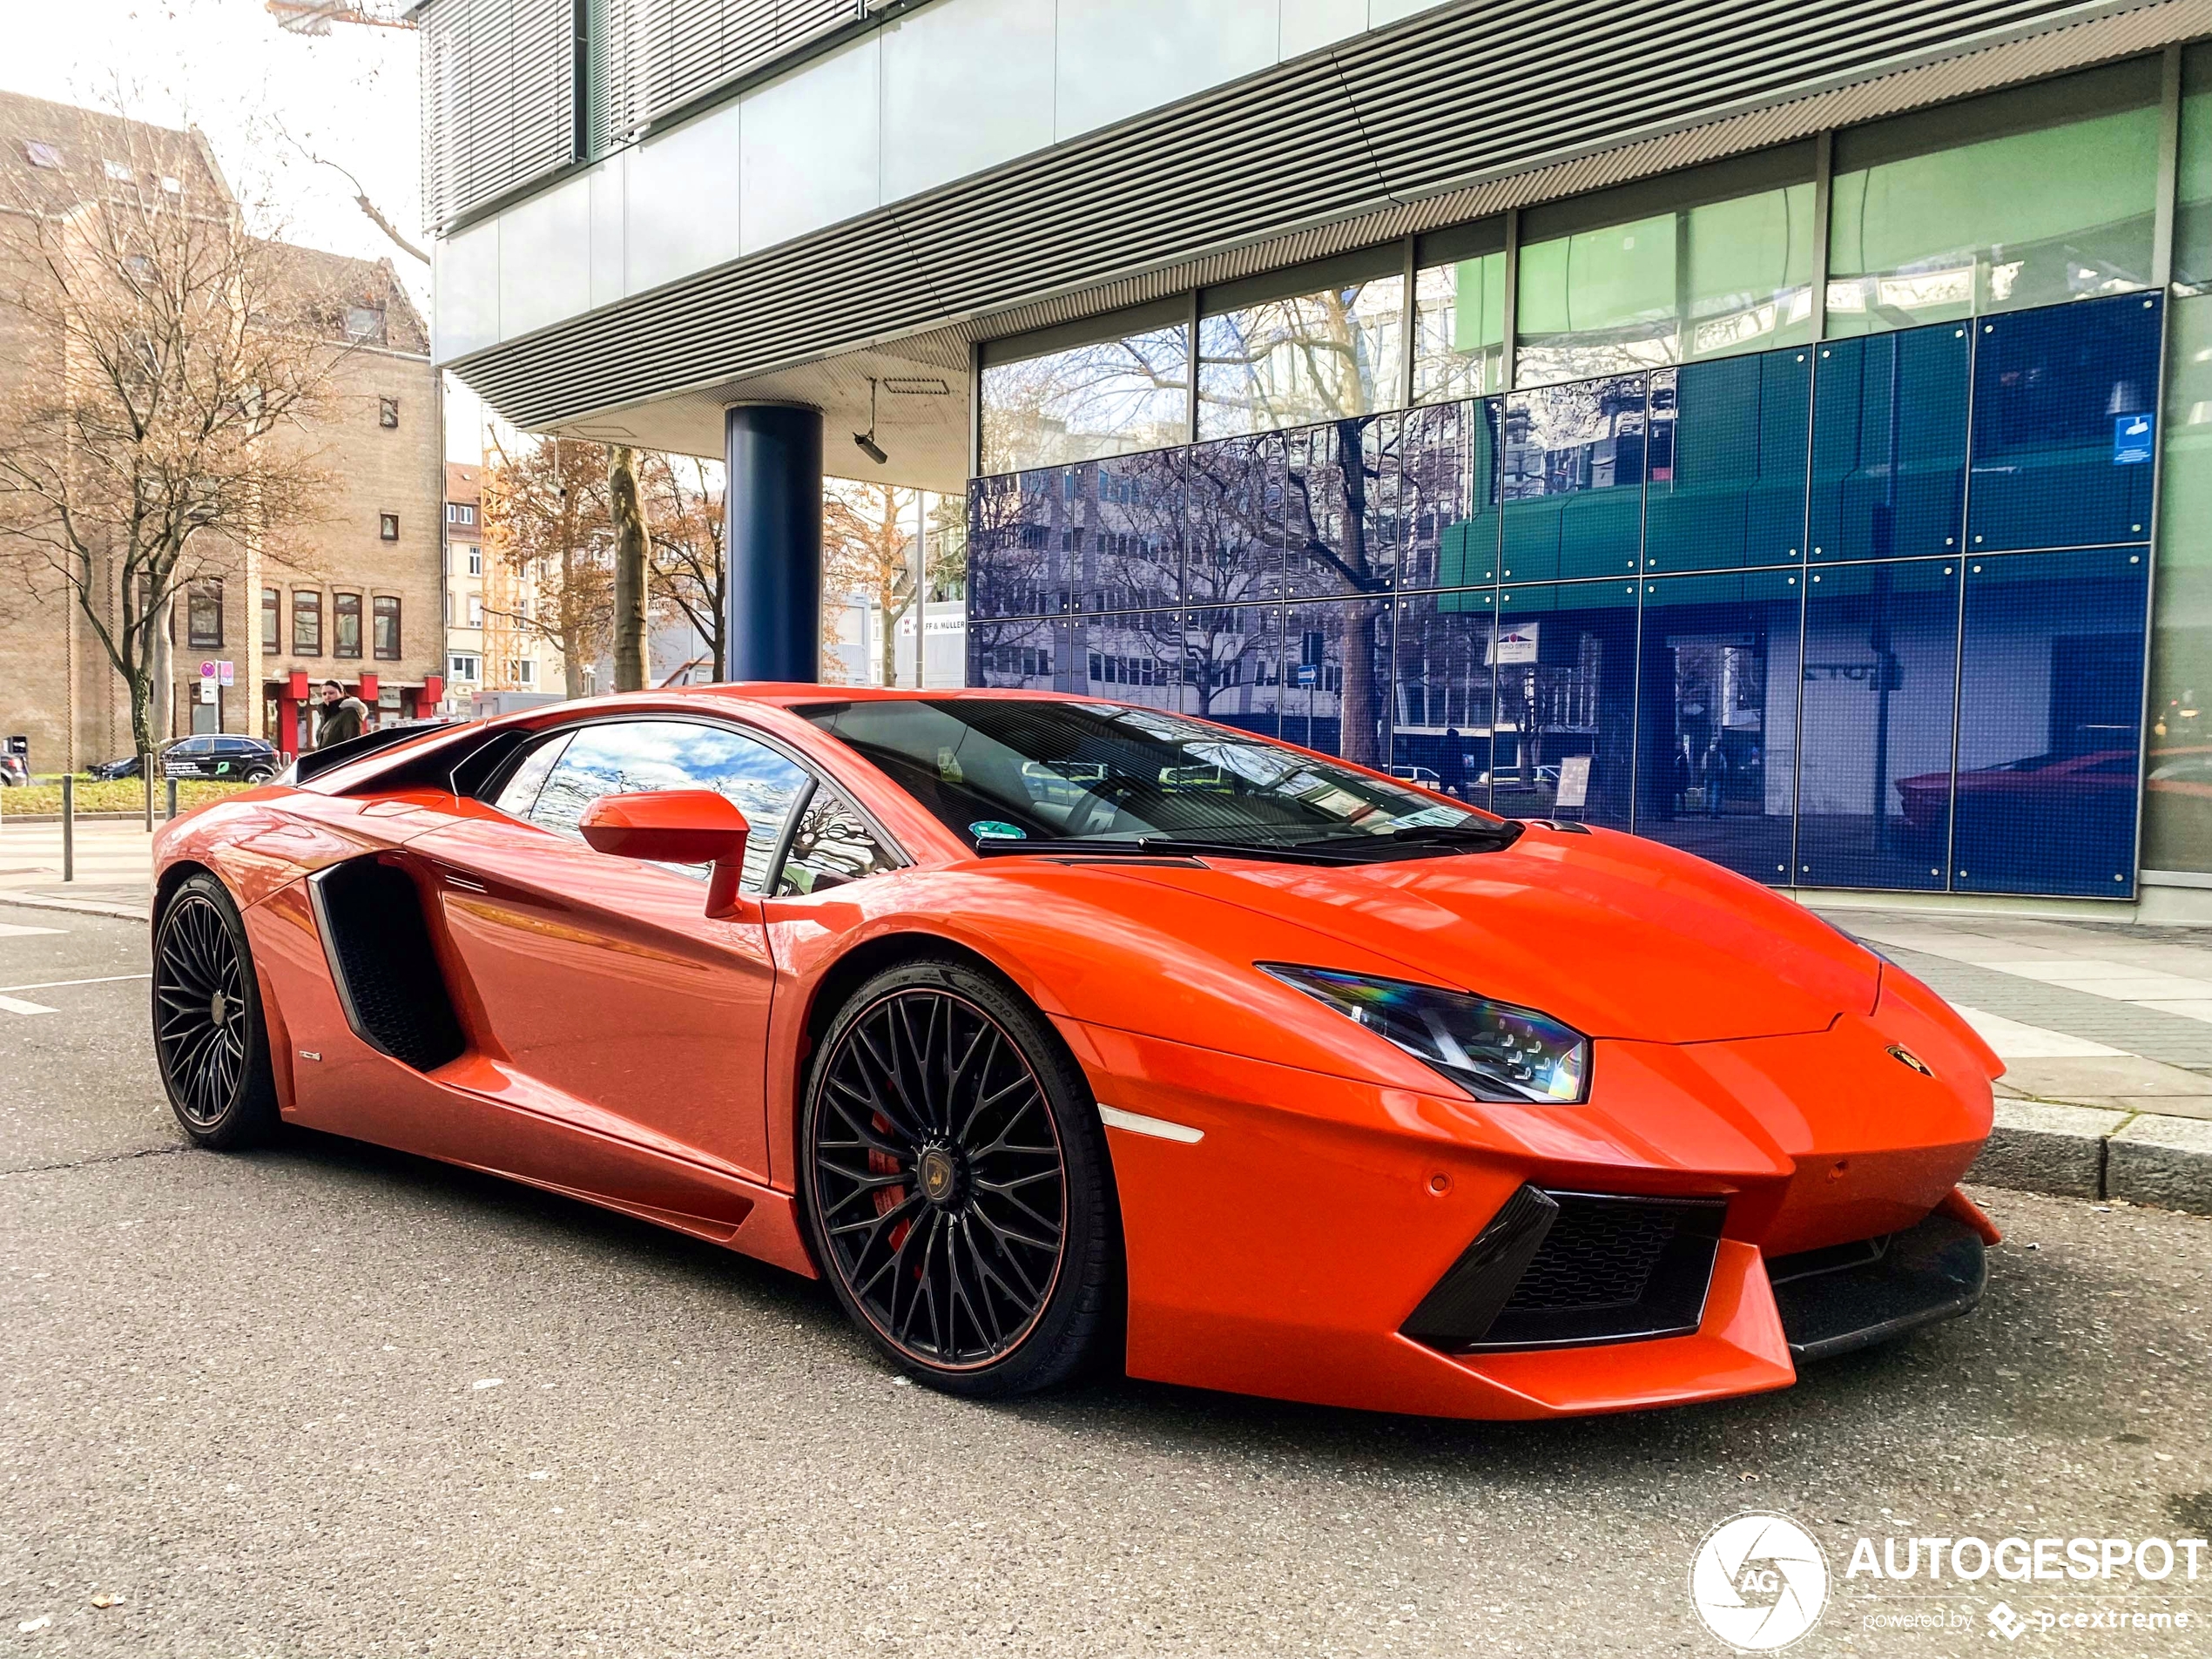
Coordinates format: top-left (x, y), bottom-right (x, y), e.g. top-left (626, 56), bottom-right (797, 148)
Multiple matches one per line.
top-left (1826, 106), bottom-right (2159, 337)
top-left (1413, 253), bottom-right (1504, 402)
top-left (2145, 294), bottom-right (2212, 872)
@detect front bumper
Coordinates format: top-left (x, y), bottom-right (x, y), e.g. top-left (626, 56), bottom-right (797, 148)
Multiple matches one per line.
top-left (1063, 1004), bottom-right (1993, 1421)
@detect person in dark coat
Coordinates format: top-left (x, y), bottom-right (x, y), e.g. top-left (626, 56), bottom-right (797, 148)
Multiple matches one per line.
top-left (315, 681), bottom-right (368, 748)
top-left (1438, 726), bottom-right (1468, 799)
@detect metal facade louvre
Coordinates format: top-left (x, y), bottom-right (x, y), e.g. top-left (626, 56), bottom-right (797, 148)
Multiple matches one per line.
top-left (627, 0), bottom-right (854, 131)
top-left (420, 0), bottom-right (577, 226)
top-left (449, 0), bottom-right (2195, 431)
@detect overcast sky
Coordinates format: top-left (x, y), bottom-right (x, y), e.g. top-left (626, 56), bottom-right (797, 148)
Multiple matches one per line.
top-left (3, 0), bottom-right (490, 458)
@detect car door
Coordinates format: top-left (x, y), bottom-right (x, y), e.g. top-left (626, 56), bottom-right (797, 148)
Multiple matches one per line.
top-left (411, 716), bottom-right (812, 1184)
top-left (165, 737), bottom-right (214, 779)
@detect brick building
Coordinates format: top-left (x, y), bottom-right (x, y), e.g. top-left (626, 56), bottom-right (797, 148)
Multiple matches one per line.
top-left (0, 91), bottom-right (442, 772)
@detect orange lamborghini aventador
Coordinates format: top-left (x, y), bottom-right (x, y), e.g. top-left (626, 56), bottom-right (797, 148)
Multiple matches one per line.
top-left (148, 687), bottom-right (2000, 1419)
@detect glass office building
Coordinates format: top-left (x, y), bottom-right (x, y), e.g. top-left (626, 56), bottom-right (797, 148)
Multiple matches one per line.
top-left (967, 52), bottom-right (2209, 902)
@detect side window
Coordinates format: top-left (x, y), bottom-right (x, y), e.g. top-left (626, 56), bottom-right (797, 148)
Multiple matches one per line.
top-left (492, 732), bottom-right (572, 819)
top-left (529, 719), bottom-right (809, 894)
top-left (775, 786), bottom-right (900, 896)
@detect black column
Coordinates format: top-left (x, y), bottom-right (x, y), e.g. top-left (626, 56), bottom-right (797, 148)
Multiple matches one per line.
top-left (722, 403), bottom-right (822, 684)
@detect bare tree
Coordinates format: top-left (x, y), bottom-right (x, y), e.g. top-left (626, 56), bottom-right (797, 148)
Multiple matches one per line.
top-left (482, 432), bottom-right (611, 698)
top-left (822, 480), bottom-right (917, 689)
top-left (642, 453), bottom-right (725, 680)
top-left (0, 103), bottom-right (343, 765)
top-left (608, 444), bottom-right (649, 692)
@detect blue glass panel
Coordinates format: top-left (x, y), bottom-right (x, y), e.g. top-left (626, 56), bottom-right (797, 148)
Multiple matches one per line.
top-left (1070, 610), bottom-right (1190, 711)
top-left (966, 470), bottom-right (1062, 620)
top-left (1398, 401), bottom-right (1477, 591)
top-left (1490, 577), bottom-right (1641, 827)
top-left (1968, 291), bottom-right (2162, 553)
top-left (1634, 569), bottom-right (1804, 882)
top-left (1081, 449), bottom-right (1185, 612)
top-left (1185, 604), bottom-right (1282, 738)
top-left (1389, 587), bottom-right (1497, 806)
top-left (1954, 547), bottom-right (2148, 896)
top-left (964, 612), bottom-right (1187, 711)
top-left (1809, 321), bottom-right (1970, 562)
top-left (1501, 375), bottom-right (1647, 583)
top-left (1279, 598), bottom-right (1393, 765)
top-left (1642, 347), bottom-right (1811, 573)
top-left (1278, 418), bottom-right (1399, 601)
top-left (1794, 558), bottom-right (1961, 892)
top-left (1433, 397), bottom-right (1503, 592)
top-left (966, 612), bottom-right (1061, 688)
top-left (1183, 435), bottom-right (1278, 609)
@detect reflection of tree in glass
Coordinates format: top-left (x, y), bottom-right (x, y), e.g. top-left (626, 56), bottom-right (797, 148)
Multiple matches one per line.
top-left (980, 327), bottom-right (1190, 474)
top-left (1198, 280), bottom-right (1404, 436)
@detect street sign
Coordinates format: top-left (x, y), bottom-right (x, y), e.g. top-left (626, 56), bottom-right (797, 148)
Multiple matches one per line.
top-left (199, 659), bottom-right (217, 679)
top-left (1555, 754), bottom-right (1592, 810)
top-left (1294, 664), bottom-right (1318, 688)
top-left (218, 660), bottom-right (234, 686)
top-left (198, 680), bottom-right (216, 705)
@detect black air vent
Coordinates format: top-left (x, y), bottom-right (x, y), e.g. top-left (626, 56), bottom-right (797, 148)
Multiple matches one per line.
top-left (1403, 1187), bottom-right (1727, 1353)
top-left (309, 857), bottom-right (467, 1072)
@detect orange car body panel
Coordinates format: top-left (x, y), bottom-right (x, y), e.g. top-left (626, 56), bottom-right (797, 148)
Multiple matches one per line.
top-left (152, 685), bottom-right (1999, 1419)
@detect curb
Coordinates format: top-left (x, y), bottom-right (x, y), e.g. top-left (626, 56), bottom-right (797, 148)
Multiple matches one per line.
top-left (1970, 1100), bottom-right (2212, 1216)
top-left (0, 893), bottom-right (152, 924)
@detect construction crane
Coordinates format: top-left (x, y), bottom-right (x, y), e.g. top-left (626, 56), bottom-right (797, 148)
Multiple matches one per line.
top-left (266, 1), bottom-right (416, 34)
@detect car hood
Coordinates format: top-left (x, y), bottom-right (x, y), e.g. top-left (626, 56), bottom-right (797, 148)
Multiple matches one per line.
top-left (1084, 824), bottom-right (1878, 1043)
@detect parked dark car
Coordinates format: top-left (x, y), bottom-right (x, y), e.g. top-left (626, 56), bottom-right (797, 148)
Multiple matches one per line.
top-left (91, 735), bottom-right (282, 785)
top-left (0, 753), bottom-right (28, 787)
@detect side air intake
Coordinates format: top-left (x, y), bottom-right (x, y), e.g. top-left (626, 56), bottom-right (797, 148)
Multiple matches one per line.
top-left (1402, 1188), bottom-right (1727, 1352)
top-left (308, 856), bottom-right (467, 1072)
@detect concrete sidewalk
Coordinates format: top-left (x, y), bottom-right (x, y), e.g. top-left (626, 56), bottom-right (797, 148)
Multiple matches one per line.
top-left (1830, 911), bottom-right (2212, 1214)
top-left (0, 819), bottom-right (153, 919)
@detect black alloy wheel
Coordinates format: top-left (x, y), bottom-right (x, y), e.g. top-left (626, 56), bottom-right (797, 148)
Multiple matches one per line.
top-left (802, 959), bottom-right (1120, 1397)
top-left (152, 873), bottom-right (278, 1148)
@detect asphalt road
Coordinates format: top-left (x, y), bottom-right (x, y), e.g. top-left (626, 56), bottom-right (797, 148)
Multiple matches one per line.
top-left (3, 899), bottom-right (2209, 1658)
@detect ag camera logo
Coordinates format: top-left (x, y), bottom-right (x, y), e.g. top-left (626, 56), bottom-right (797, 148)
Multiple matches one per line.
top-left (1690, 1512), bottom-right (1831, 1650)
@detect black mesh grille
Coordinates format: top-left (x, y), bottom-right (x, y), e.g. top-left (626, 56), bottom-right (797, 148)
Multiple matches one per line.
top-left (314, 857), bottom-right (466, 1073)
top-left (1504, 1197), bottom-right (1683, 1312)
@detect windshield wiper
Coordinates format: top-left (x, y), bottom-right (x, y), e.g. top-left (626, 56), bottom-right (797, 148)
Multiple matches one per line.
top-left (969, 834), bottom-right (1366, 866)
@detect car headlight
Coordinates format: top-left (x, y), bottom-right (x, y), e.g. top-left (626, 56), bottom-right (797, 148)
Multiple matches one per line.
top-left (1258, 964), bottom-right (1589, 1103)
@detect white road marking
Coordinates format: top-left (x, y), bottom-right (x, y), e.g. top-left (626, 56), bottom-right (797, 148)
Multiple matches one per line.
top-left (0, 995), bottom-right (57, 1015)
top-left (0, 922), bottom-right (64, 937)
top-left (0, 974), bottom-right (151, 994)
top-left (1097, 1103), bottom-right (1205, 1143)
top-left (1951, 1005), bottom-right (2121, 1060)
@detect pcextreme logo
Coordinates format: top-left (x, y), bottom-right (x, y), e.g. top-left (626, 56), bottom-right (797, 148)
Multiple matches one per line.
top-left (1690, 1512), bottom-right (1831, 1651)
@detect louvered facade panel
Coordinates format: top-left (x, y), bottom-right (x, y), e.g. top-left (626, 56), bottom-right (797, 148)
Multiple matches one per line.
top-left (421, 0), bottom-right (577, 226)
top-left (445, 0), bottom-right (2188, 432)
top-left (626, 0), bottom-right (856, 126)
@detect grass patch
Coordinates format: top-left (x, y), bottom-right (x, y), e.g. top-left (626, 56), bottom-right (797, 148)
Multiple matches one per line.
top-left (1, 778), bottom-right (257, 815)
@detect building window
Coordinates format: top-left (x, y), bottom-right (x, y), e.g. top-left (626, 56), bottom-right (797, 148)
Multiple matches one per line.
top-left (373, 595), bottom-right (401, 660)
top-left (1413, 220), bottom-right (1508, 403)
top-left (333, 590), bottom-right (362, 658)
top-left (512, 659), bottom-right (536, 686)
top-left (467, 546), bottom-right (482, 577)
top-left (379, 511), bottom-right (400, 541)
top-left (261, 586), bottom-right (279, 655)
top-left (980, 302), bottom-right (1190, 475)
top-left (24, 141), bottom-right (61, 169)
top-left (1514, 154), bottom-right (1816, 387)
top-left (446, 502), bottom-right (476, 527)
top-left (186, 580), bottom-right (223, 649)
top-left (379, 397), bottom-right (399, 428)
top-left (346, 305), bottom-right (387, 342)
top-left (466, 594), bottom-right (483, 628)
top-left (291, 590), bottom-right (321, 656)
top-left (448, 652), bottom-right (479, 682)
top-left (102, 158), bottom-right (132, 182)
top-left (1197, 248), bottom-right (1407, 440)
top-left (1826, 61), bottom-right (2160, 338)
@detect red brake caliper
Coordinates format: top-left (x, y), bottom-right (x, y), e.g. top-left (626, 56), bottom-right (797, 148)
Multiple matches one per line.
top-left (869, 1111), bottom-right (911, 1253)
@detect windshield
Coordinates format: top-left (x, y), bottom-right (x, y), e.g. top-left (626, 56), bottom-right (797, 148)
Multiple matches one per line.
top-left (804, 698), bottom-right (1509, 855)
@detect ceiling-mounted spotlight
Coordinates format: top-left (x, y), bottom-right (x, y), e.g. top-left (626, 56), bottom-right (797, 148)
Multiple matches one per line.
top-left (853, 376), bottom-right (887, 467)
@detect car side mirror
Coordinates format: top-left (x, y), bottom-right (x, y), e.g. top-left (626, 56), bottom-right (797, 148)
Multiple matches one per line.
top-left (577, 790), bottom-right (752, 918)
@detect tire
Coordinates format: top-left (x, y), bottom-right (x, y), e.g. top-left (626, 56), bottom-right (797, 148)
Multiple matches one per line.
top-left (243, 767), bottom-right (274, 785)
top-left (152, 872), bottom-right (280, 1149)
top-left (800, 957), bottom-right (1121, 1398)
